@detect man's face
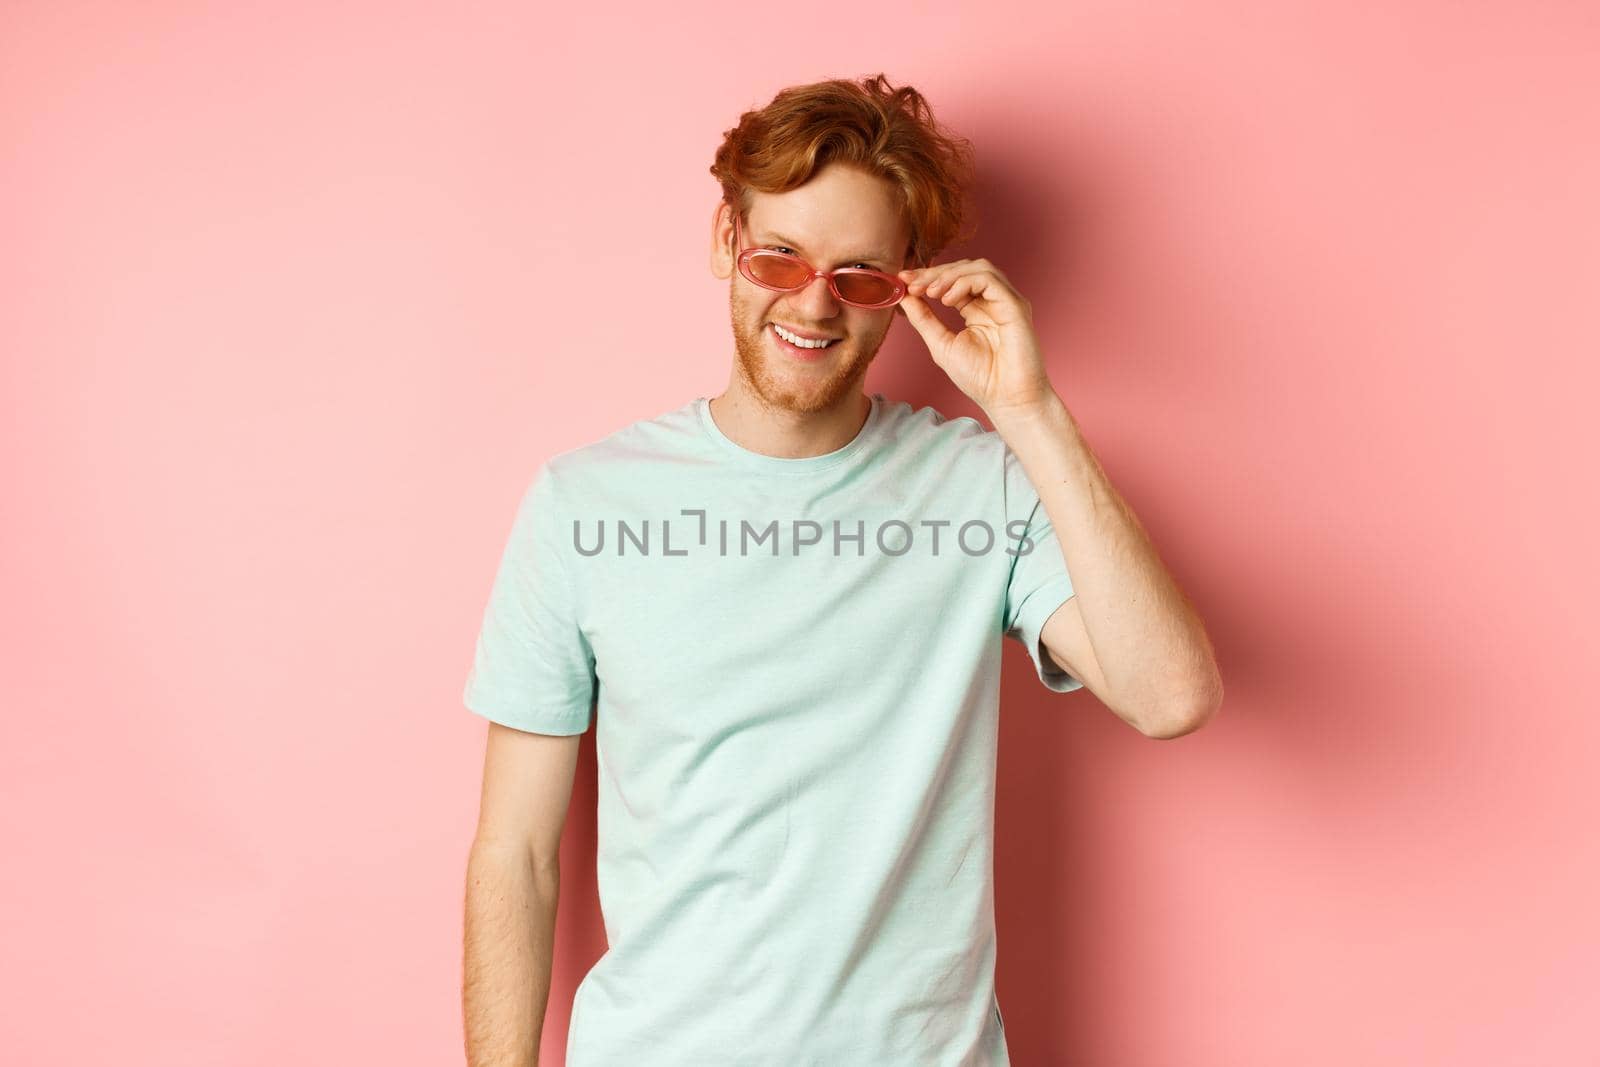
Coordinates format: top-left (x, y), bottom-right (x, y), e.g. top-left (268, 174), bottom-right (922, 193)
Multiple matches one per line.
top-left (716, 163), bottom-right (911, 415)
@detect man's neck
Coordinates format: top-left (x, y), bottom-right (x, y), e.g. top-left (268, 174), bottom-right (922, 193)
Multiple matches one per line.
top-left (706, 388), bottom-right (871, 460)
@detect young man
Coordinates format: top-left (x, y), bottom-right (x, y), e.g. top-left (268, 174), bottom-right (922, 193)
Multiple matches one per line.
top-left (462, 74), bottom-right (1222, 1066)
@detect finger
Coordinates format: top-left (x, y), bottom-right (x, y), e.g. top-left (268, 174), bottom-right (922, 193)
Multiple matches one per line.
top-left (897, 292), bottom-right (957, 354)
top-left (923, 263), bottom-right (1006, 302)
top-left (934, 268), bottom-right (1032, 323)
top-left (899, 259), bottom-right (969, 294)
top-left (959, 257), bottom-right (1012, 287)
top-left (937, 272), bottom-right (989, 311)
top-left (916, 267), bottom-right (974, 302)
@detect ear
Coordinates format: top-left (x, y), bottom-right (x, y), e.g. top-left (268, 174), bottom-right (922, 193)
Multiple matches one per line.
top-left (709, 202), bottom-right (733, 280)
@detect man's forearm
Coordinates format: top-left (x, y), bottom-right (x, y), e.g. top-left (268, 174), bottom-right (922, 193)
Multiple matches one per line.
top-left (463, 843), bottom-right (560, 1067)
top-left (993, 390), bottom-right (1223, 722)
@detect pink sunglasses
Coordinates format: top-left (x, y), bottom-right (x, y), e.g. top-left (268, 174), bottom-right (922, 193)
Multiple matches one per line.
top-left (732, 212), bottom-right (908, 310)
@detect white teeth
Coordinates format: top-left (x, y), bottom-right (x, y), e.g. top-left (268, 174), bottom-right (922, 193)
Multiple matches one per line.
top-left (773, 323), bottom-right (835, 349)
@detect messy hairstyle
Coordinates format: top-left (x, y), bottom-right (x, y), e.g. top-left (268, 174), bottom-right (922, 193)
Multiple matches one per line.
top-left (709, 73), bottom-right (978, 269)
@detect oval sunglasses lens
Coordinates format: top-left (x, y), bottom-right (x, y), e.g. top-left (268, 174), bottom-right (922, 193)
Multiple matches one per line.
top-left (836, 273), bottom-right (897, 306)
top-left (746, 253), bottom-right (810, 289)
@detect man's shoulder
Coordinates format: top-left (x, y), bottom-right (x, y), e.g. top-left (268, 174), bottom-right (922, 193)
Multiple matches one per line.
top-left (873, 393), bottom-right (1007, 464)
top-left (540, 396), bottom-right (707, 485)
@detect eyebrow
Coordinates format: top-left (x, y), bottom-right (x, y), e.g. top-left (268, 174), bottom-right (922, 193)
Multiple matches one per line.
top-left (758, 232), bottom-right (896, 270)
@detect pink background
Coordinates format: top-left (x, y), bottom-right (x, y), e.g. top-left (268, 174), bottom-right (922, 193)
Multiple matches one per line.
top-left (4, 3), bottom-right (1597, 1064)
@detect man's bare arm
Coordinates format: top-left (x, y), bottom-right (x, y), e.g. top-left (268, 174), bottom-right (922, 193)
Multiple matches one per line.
top-left (994, 394), bottom-right (1224, 739)
top-left (463, 722), bottom-right (583, 1067)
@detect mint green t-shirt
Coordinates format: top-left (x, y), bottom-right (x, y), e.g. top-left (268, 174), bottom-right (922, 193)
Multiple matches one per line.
top-left (463, 392), bottom-right (1082, 1066)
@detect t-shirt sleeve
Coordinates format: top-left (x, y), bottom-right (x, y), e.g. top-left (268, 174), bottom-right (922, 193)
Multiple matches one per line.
top-left (999, 443), bottom-right (1084, 693)
top-left (462, 461), bottom-right (597, 734)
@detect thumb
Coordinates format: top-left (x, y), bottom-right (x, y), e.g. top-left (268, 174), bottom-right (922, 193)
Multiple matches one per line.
top-left (898, 293), bottom-right (956, 354)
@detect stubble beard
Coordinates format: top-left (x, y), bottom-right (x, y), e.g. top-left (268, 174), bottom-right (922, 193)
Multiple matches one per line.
top-left (727, 285), bottom-right (888, 416)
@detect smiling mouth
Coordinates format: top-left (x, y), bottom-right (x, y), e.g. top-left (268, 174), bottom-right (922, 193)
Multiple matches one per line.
top-left (769, 322), bottom-right (842, 351)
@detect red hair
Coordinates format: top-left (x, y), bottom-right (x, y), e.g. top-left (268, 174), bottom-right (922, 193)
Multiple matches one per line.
top-left (709, 73), bottom-right (978, 269)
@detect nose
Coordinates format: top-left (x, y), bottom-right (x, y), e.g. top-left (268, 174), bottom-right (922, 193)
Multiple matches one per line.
top-left (795, 272), bottom-right (841, 318)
